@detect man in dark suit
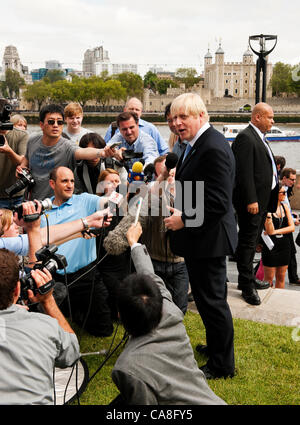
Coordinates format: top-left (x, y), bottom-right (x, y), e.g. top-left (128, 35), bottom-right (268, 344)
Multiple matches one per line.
top-left (164, 93), bottom-right (237, 380)
top-left (232, 102), bottom-right (278, 306)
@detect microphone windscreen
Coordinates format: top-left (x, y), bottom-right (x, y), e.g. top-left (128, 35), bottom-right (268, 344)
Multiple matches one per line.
top-left (144, 163), bottom-right (155, 175)
top-left (165, 152), bottom-right (178, 170)
top-left (132, 161), bottom-right (144, 173)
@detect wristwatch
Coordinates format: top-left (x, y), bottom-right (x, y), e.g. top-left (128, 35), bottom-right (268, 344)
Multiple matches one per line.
top-left (81, 218), bottom-right (89, 231)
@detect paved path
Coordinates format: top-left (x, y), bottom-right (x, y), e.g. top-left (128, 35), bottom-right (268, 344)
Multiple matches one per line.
top-left (189, 229), bottom-right (300, 328)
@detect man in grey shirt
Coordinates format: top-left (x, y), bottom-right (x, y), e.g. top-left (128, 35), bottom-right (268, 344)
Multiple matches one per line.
top-left (17, 104), bottom-right (117, 200)
top-left (0, 248), bottom-right (80, 405)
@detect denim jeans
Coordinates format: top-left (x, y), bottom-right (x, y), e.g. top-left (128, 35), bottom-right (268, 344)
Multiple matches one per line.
top-left (151, 259), bottom-right (189, 314)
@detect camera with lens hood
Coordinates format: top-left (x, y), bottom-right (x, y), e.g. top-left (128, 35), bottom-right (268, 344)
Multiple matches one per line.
top-left (19, 245), bottom-right (68, 301)
top-left (0, 102), bottom-right (13, 146)
top-left (13, 198), bottom-right (52, 222)
top-left (5, 168), bottom-right (36, 198)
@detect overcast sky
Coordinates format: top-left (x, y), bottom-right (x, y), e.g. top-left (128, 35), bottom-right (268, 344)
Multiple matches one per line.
top-left (1, 0), bottom-right (299, 77)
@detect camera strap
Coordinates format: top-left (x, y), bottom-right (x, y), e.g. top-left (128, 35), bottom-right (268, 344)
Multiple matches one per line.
top-left (24, 213), bottom-right (40, 222)
top-left (36, 279), bottom-right (55, 295)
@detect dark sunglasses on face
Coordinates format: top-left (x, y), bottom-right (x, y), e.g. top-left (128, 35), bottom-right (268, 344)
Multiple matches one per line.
top-left (47, 119), bottom-right (64, 126)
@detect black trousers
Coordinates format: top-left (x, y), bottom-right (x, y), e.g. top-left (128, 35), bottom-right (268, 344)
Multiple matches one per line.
top-left (235, 209), bottom-right (266, 291)
top-left (185, 255), bottom-right (235, 375)
top-left (288, 233), bottom-right (298, 282)
top-left (54, 263), bottom-right (114, 337)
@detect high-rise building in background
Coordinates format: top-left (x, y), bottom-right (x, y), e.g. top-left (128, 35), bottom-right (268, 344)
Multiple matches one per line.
top-left (82, 45), bottom-right (138, 77)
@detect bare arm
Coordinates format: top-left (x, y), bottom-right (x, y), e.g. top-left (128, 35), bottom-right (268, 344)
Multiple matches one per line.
top-left (74, 145), bottom-right (116, 161)
top-left (40, 208), bottom-right (112, 246)
top-left (0, 136), bottom-right (24, 165)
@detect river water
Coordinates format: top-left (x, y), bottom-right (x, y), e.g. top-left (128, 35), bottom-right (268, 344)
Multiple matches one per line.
top-left (27, 122), bottom-right (300, 171)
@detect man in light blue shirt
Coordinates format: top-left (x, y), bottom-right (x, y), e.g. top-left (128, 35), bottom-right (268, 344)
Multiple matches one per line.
top-left (105, 97), bottom-right (168, 155)
top-left (108, 112), bottom-right (160, 169)
top-left (40, 166), bottom-right (114, 337)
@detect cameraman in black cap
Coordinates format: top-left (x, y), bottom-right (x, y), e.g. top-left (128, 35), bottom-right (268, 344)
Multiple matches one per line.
top-left (0, 98), bottom-right (29, 210)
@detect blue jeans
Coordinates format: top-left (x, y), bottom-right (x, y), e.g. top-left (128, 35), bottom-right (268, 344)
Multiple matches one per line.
top-left (152, 259), bottom-right (189, 314)
top-left (0, 196), bottom-right (24, 210)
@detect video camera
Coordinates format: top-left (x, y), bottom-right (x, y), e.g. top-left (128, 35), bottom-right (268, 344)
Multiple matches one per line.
top-left (19, 245), bottom-right (67, 301)
top-left (0, 102), bottom-right (13, 146)
top-left (5, 168), bottom-right (36, 198)
top-left (13, 198), bottom-right (52, 221)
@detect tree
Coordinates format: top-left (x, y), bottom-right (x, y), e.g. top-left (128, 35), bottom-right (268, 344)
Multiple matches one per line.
top-left (290, 64), bottom-right (300, 96)
top-left (143, 71), bottom-right (159, 91)
top-left (157, 79), bottom-right (179, 95)
top-left (92, 78), bottom-right (126, 107)
top-left (23, 80), bottom-right (52, 110)
top-left (3, 69), bottom-right (25, 99)
top-left (67, 77), bottom-right (94, 108)
top-left (174, 67), bottom-right (201, 88)
top-left (43, 69), bottom-right (65, 83)
top-left (50, 79), bottom-right (72, 103)
top-left (270, 62), bottom-right (293, 96)
top-left (114, 72), bottom-right (144, 98)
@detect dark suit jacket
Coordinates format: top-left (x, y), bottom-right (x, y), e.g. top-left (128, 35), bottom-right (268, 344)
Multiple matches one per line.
top-left (231, 124), bottom-right (278, 213)
top-left (169, 125), bottom-right (238, 259)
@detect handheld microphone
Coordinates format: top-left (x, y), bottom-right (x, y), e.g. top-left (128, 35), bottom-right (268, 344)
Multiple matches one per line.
top-left (134, 196), bottom-right (143, 225)
top-left (143, 163), bottom-right (155, 183)
top-left (165, 152), bottom-right (178, 171)
top-left (127, 161), bottom-right (144, 184)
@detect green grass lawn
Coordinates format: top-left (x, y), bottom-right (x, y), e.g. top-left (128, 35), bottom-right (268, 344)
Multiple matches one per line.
top-left (71, 311), bottom-right (300, 405)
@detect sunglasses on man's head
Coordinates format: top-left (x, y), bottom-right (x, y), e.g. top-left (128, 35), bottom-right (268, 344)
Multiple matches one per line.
top-left (47, 119), bottom-right (64, 126)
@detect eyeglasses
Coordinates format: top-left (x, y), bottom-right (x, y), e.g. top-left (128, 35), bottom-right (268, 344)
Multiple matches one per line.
top-left (47, 119), bottom-right (64, 126)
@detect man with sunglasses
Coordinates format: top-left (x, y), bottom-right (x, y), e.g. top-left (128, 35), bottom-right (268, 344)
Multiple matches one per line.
top-left (16, 104), bottom-right (116, 200)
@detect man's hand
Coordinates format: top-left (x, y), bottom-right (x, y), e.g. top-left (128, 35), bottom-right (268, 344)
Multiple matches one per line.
top-left (247, 202), bottom-right (259, 215)
top-left (13, 200), bottom-right (42, 229)
top-left (0, 135), bottom-right (12, 155)
top-left (86, 208), bottom-right (113, 229)
top-left (164, 206), bottom-right (184, 231)
top-left (102, 145), bottom-right (119, 158)
top-left (126, 222), bottom-right (143, 247)
top-left (27, 268), bottom-right (54, 305)
top-left (15, 165), bottom-right (26, 178)
top-left (112, 147), bottom-right (126, 162)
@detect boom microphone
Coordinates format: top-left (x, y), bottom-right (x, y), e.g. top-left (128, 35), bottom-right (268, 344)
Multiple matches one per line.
top-left (165, 152), bottom-right (178, 171)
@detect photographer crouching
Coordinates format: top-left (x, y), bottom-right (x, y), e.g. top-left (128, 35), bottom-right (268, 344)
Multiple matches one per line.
top-left (0, 250), bottom-right (80, 405)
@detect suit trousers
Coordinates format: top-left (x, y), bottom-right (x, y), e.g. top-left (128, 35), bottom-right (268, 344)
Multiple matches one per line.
top-left (184, 255), bottom-right (235, 375)
top-left (235, 209), bottom-right (266, 291)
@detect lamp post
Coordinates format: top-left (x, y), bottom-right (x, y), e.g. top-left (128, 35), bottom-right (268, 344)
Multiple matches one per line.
top-left (249, 34), bottom-right (277, 104)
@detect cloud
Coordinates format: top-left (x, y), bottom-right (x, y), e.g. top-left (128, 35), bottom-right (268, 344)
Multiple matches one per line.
top-left (0, 0), bottom-right (299, 76)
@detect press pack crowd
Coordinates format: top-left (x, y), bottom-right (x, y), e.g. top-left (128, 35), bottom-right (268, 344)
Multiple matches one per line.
top-left (0, 94), bottom-right (299, 405)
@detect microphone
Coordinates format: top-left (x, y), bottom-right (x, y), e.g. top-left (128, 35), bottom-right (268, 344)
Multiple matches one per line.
top-left (127, 161), bottom-right (144, 184)
top-left (134, 196), bottom-right (143, 225)
top-left (143, 163), bottom-right (155, 183)
top-left (165, 152), bottom-right (178, 171)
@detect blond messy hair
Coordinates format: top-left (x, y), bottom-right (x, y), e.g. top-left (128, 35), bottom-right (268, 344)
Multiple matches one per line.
top-left (171, 93), bottom-right (209, 121)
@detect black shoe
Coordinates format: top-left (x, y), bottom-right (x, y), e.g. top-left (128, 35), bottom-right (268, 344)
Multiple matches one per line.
top-left (195, 344), bottom-right (208, 356)
top-left (199, 364), bottom-right (235, 380)
top-left (242, 288), bottom-right (261, 305)
top-left (254, 279), bottom-right (270, 290)
top-left (289, 279), bottom-right (300, 285)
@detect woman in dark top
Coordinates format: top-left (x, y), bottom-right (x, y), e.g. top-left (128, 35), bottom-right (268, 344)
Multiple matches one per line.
top-left (262, 184), bottom-right (295, 288)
